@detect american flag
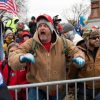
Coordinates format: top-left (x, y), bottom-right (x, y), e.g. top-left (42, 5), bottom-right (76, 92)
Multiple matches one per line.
top-left (0, 0), bottom-right (18, 15)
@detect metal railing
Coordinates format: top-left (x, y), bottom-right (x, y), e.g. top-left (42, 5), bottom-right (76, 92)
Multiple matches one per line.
top-left (8, 76), bottom-right (100, 100)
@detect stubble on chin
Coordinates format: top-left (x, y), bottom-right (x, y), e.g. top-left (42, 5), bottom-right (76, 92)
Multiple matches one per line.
top-left (39, 34), bottom-right (48, 43)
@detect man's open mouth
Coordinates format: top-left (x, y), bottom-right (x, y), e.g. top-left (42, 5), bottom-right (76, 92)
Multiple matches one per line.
top-left (40, 32), bottom-right (45, 35)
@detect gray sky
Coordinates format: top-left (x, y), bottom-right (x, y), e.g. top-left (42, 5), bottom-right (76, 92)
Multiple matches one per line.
top-left (27, 0), bottom-right (90, 22)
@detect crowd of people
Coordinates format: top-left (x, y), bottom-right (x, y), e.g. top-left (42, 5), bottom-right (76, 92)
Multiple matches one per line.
top-left (0, 13), bottom-right (100, 100)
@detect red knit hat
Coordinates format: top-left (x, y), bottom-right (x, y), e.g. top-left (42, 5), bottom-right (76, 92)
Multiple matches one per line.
top-left (20, 31), bottom-right (31, 38)
top-left (37, 14), bottom-right (54, 33)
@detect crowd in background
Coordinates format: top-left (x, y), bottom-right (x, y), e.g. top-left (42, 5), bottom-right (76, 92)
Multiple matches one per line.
top-left (0, 14), bottom-right (100, 100)
top-left (0, 15), bottom-right (36, 100)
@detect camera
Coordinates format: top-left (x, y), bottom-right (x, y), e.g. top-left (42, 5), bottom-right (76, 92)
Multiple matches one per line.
top-left (53, 15), bottom-right (62, 35)
top-left (53, 15), bottom-right (61, 25)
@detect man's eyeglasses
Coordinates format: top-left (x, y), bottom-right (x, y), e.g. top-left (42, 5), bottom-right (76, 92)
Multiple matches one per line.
top-left (89, 36), bottom-right (100, 40)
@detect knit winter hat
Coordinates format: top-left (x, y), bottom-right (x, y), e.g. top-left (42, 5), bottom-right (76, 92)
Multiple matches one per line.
top-left (89, 29), bottom-right (100, 38)
top-left (82, 29), bottom-right (100, 39)
top-left (5, 29), bottom-right (13, 37)
top-left (61, 23), bottom-right (74, 34)
top-left (21, 31), bottom-right (31, 38)
top-left (37, 19), bottom-right (54, 33)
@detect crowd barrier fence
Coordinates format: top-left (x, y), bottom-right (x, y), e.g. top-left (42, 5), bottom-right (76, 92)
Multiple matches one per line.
top-left (8, 76), bottom-right (100, 100)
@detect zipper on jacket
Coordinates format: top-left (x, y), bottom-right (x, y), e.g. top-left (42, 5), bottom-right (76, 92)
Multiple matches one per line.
top-left (47, 52), bottom-right (51, 81)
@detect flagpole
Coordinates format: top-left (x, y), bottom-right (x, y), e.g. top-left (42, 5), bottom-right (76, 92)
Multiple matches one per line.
top-left (0, 15), bottom-right (5, 61)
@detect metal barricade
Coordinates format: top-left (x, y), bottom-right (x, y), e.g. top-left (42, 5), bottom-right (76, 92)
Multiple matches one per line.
top-left (8, 76), bottom-right (100, 100)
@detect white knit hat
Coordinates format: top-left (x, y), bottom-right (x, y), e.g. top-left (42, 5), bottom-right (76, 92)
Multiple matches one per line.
top-left (5, 29), bottom-right (13, 37)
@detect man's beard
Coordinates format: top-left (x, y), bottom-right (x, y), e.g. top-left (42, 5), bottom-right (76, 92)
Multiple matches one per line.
top-left (39, 34), bottom-right (48, 43)
top-left (90, 42), bottom-right (99, 48)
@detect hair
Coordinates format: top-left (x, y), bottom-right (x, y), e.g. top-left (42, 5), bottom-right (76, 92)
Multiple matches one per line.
top-left (31, 16), bottom-right (35, 20)
top-left (7, 42), bottom-right (19, 53)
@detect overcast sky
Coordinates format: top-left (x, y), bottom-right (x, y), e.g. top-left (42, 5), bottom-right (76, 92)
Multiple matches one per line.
top-left (27, 0), bottom-right (90, 22)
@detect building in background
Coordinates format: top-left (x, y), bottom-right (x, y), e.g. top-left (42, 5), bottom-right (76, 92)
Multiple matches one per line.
top-left (87, 0), bottom-right (100, 28)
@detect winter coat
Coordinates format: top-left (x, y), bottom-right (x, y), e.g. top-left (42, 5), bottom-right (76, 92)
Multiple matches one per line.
top-left (8, 30), bottom-right (85, 93)
top-left (3, 38), bottom-right (14, 53)
top-left (0, 60), bottom-right (28, 100)
top-left (68, 41), bottom-right (100, 89)
top-left (5, 18), bottom-right (19, 33)
top-left (29, 21), bottom-right (36, 36)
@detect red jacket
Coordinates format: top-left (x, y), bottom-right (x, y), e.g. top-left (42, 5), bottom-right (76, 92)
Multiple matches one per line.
top-left (0, 60), bottom-right (28, 100)
top-left (0, 62), bottom-right (28, 85)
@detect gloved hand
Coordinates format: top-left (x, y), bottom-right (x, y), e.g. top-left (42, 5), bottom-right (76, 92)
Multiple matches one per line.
top-left (72, 57), bottom-right (85, 68)
top-left (20, 53), bottom-right (35, 64)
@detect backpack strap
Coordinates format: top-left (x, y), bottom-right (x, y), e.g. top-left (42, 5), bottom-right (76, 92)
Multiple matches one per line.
top-left (7, 65), bottom-right (11, 85)
top-left (61, 37), bottom-right (69, 56)
top-left (30, 39), bottom-right (39, 57)
top-left (61, 37), bottom-right (72, 71)
top-left (28, 40), bottom-right (39, 72)
top-left (32, 40), bottom-right (37, 51)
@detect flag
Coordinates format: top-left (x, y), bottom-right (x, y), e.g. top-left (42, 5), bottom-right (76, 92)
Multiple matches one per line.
top-left (0, 0), bottom-right (18, 15)
top-left (79, 16), bottom-right (87, 27)
top-left (75, 21), bottom-right (83, 36)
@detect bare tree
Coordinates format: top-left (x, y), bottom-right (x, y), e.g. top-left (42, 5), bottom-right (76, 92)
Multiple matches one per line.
top-left (15, 0), bottom-right (28, 21)
top-left (62, 2), bottom-right (91, 25)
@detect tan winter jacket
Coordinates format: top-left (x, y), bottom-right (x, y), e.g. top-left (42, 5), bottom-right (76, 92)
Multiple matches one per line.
top-left (68, 42), bottom-right (100, 89)
top-left (8, 31), bottom-right (85, 92)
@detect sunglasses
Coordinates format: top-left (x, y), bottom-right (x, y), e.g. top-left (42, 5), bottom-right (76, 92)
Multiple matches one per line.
top-left (89, 36), bottom-right (100, 40)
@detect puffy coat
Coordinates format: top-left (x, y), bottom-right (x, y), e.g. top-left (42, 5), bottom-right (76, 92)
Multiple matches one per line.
top-left (8, 30), bottom-right (85, 93)
top-left (0, 60), bottom-right (28, 100)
